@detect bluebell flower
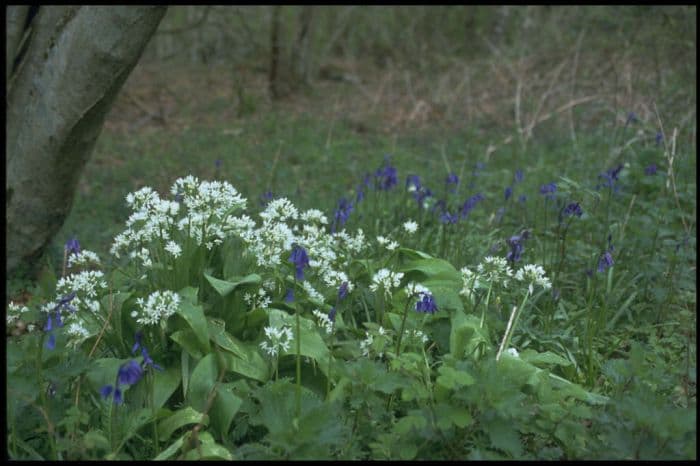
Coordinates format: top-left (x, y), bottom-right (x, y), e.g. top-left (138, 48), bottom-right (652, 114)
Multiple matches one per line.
top-left (440, 211), bottom-right (458, 224)
top-left (375, 159), bottom-right (398, 191)
top-left (289, 245), bottom-right (310, 281)
top-left (514, 169), bottom-right (524, 184)
top-left (645, 163), bottom-right (657, 176)
top-left (597, 164), bottom-right (624, 191)
top-left (131, 331), bottom-right (144, 355)
top-left (655, 132), bottom-right (663, 146)
top-left (495, 207), bottom-right (506, 222)
top-left (100, 384), bottom-right (124, 404)
top-left (406, 174), bottom-right (421, 191)
top-left (118, 360), bottom-right (143, 386)
top-left (332, 198), bottom-right (354, 232)
top-left (505, 186), bottom-right (513, 201)
top-left (285, 289), bottom-right (295, 303)
top-left (100, 385), bottom-right (114, 399)
top-left (539, 182), bottom-right (557, 197)
top-left (140, 346), bottom-right (163, 371)
top-left (338, 282), bottom-right (349, 301)
top-left (414, 187), bottom-right (432, 208)
top-left (328, 307), bottom-right (337, 323)
top-left (214, 159), bottom-right (222, 169)
top-left (506, 233), bottom-right (527, 263)
top-left (54, 291), bottom-right (77, 314)
top-left (598, 251), bottom-right (614, 273)
top-left (416, 294), bottom-right (438, 314)
top-left (518, 194), bottom-right (527, 203)
top-left (260, 191), bottom-right (275, 207)
top-left (446, 173), bottom-right (459, 185)
top-left (432, 199), bottom-right (447, 215)
top-left (46, 333), bottom-right (56, 350)
top-left (460, 193), bottom-right (484, 218)
top-left (625, 112), bottom-right (638, 125)
top-left (65, 237), bottom-right (81, 257)
top-left (563, 202), bottom-right (583, 218)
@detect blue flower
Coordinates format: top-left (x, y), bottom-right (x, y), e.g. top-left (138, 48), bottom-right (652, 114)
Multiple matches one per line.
top-left (285, 288), bottom-right (295, 303)
top-left (597, 164), bottom-right (624, 191)
top-left (100, 385), bottom-right (114, 399)
top-left (140, 346), bottom-right (163, 371)
top-left (332, 198), bottom-right (354, 232)
top-left (625, 112), bottom-right (638, 125)
top-left (440, 211), bottom-right (458, 224)
top-left (505, 186), bottom-right (513, 201)
top-left (375, 159), bottom-right (398, 190)
top-left (117, 360), bottom-right (143, 386)
top-left (328, 307), bottom-right (337, 323)
top-left (655, 132), bottom-right (663, 146)
top-left (415, 294), bottom-right (438, 314)
top-left (413, 187), bottom-right (432, 208)
top-left (514, 169), bottom-right (524, 184)
top-left (518, 194), bottom-right (527, 203)
top-left (446, 173), bottom-right (459, 185)
top-left (260, 191), bottom-right (275, 207)
top-left (597, 251), bottom-right (614, 273)
top-left (563, 202), bottom-right (583, 217)
top-left (645, 163), bottom-right (657, 176)
top-left (506, 233), bottom-right (527, 263)
top-left (289, 245), bottom-right (310, 281)
top-left (214, 159), bottom-right (223, 169)
top-left (131, 331), bottom-right (144, 355)
top-left (406, 174), bottom-right (422, 191)
top-left (65, 237), bottom-right (81, 257)
top-left (46, 333), bottom-right (56, 350)
top-left (539, 182), bottom-right (557, 197)
top-left (54, 291), bottom-right (77, 314)
top-left (460, 193), bottom-right (484, 218)
top-left (338, 282), bottom-right (349, 301)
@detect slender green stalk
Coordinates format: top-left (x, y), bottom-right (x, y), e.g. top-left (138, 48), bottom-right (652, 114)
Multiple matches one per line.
top-left (496, 292), bottom-right (530, 361)
top-left (149, 372), bottom-right (159, 455)
top-left (294, 278), bottom-right (302, 419)
top-left (480, 282), bottom-right (494, 328)
top-left (395, 295), bottom-right (414, 358)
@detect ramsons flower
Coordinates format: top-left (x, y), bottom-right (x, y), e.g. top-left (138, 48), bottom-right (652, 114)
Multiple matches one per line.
top-left (369, 269), bottom-right (404, 298)
top-left (260, 325), bottom-right (294, 357)
top-left (477, 256), bottom-right (514, 287)
top-left (133, 290), bottom-right (180, 326)
top-left (514, 264), bottom-right (551, 295)
top-left (403, 220), bottom-right (418, 234)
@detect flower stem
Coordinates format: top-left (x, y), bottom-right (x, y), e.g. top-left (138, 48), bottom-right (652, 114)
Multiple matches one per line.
top-left (496, 292), bottom-right (530, 360)
top-left (294, 281), bottom-right (302, 419)
top-left (395, 295), bottom-right (413, 358)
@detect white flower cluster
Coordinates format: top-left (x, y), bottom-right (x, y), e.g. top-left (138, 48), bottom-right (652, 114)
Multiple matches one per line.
top-left (164, 241), bottom-right (182, 258)
top-left (67, 250), bottom-right (101, 269)
top-left (55, 270), bottom-right (108, 315)
top-left (477, 256), bottom-right (514, 286)
top-left (312, 309), bottom-right (334, 335)
top-left (360, 326), bottom-right (389, 358)
top-left (243, 288), bottom-right (272, 310)
top-left (377, 235), bottom-right (400, 252)
top-left (369, 269), bottom-right (404, 298)
top-left (6, 302), bottom-right (29, 325)
top-left (459, 266), bottom-right (482, 298)
top-left (132, 290), bottom-right (181, 326)
top-left (259, 324), bottom-right (293, 357)
top-left (406, 282), bottom-right (431, 298)
top-left (403, 220), bottom-right (418, 235)
top-left (514, 264), bottom-right (551, 295)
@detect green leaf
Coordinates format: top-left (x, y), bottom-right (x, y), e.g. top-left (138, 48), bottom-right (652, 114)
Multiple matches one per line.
top-left (153, 434), bottom-right (185, 460)
top-left (184, 432), bottom-right (233, 460)
top-left (486, 417), bottom-right (523, 458)
top-left (400, 257), bottom-right (462, 286)
top-left (169, 329), bottom-right (204, 359)
top-left (436, 365), bottom-right (476, 390)
top-left (175, 299), bottom-right (211, 353)
top-left (449, 309), bottom-right (491, 358)
top-left (204, 273), bottom-right (261, 297)
top-left (213, 330), bottom-right (269, 382)
top-left (187, 354), bottom-right (218, 412)
top-left (86, 358), bottom-right (128, 392)
top-left (209, 384), bottom-right (243, 440)
top-left (153, 364), bottom-right (181, 409)
top-left (268, 308), bottom-right (332, 376)
top-left (519, 349), bottom-right (572, 368)
top-left (394, 413), bottom-right (427, 435)
top-left (158, 407), bottom-right (208, 440)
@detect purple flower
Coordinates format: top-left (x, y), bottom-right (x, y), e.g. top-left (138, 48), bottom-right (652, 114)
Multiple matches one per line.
top-left (140, 346), bottom-right (163, 371)
top-left (645, 163), bottom-right (657, 176)
top-left (100, 385), bottom-right (113, 399)
top-left (338, 282), bottom-right (349, 301)
top-left (564, 202), bottom-right (583, 218)
top-left (46, 333), bottom-right (56, 350)
top-left (289, 245), bottom-right (310, 281)
top-left (215, 159), bottom-right (223, 169)
top-left (460, 193), bottom-right (484, 218)
top-left (625, 112), bottom-right (638, 125)
top-left (518, 194), bottom-right (527, 203)
top-left (260, 191), bottom-right (275, 207)
top-left (514, 169), bottom-right (524, 184)
top-left (65, 237), bottom-right (81, 257)
top-left (440, 211), bottom-right (459, 225)
top-left (117, 360), bottom-right (143, 386)
top-left (597, 164), bottom-right (624, 191)
top-left (328, 307), bottom-right (337, 323)
top-left (506, 233), bottom-right (527, 263)
top-left (414, 187), bottom-right (433, 208)
top-left (446, 173), bottom-right (459, 185)
top-left (655, 132), bottom-right (663, 146)
top-left (406, 175), bottom-right (422, 191)
top-left (131, 331), bottom-right (144, 354)
top-left (505, 186), bottom-right (513, 201)
top-left (597, 251), bottom-right (614, 273)
top-left (375, 159), bottom-right (398, 191)
top-left (100, 384), bottom-right (123, 404)
top-left (415, 294), bottom-right (438, 314)
top-left (55, 291), bottom-right (77, 314)
top-left (332, 198), bottom-right (354, 233)
top-left (285, 289), bottom-right (295, 303)
top-left (356, 188), bottom-right (365, 203)
top-left (539, 182), bottom-right (557, 197)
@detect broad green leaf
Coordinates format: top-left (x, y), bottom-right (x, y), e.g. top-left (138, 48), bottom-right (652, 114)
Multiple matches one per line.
top-left (176, 299), bottom-right (210, 353)
top-left (397, 247), bottom-right (433, 260)
top-left (187, 354), bottom-right (218, 412)
top-left (158, 407), bottom-right (208, 440)
top-left (520, 349), bottom-right (572, 368)
top-left (209, 384), bottom-right (243, 439)
top-left (436, 365), bottom-right (476, 390)
top-left (152, 364), bottom-right (181, 409)
top-left (86, 358), bottom-right (128, 392)
top-left (268, 308), bottom-right (332, 376)
top-left (400, 257), bottom-right (462, 286)
top-left (169, 329), bottom-right (204, 359)
top-left (204, 273), bottom-right (261, 297)
top-left (213, 330), bottom-right (269, 382)
top-left (449, 309), bottom-right (491, 358)
top-left (153, 434), bottom-right (185, 460)
top-left (394, 413), bottom-right (427, 435)
top-left (486, 417), bottom-right (523, 458)
top-left (183, 432), bottom-right (233, 460)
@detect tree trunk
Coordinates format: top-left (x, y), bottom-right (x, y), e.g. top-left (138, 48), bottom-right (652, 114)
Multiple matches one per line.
top-left (268, 5), bottom-right (282, 100)
top-left (6, 5), bottom-right (167, 277)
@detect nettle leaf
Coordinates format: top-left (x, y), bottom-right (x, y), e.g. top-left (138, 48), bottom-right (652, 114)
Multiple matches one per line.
top-left (393, 411), bottom-right (428, 435)
top-left (187, 354), bottom-right (218, 412)
top-left (204, 272), bottom-right (261, 297)
top-left (519, 349), bottom-right (572, 368)
top-left (449, 309), bottom-right (491, 358)
top-left (184, 431), bottom-right (233, 460)
top-left (175, 299), bottom-right (211, 353)
top-left (434, 402), bottom-right (473, 430)
top-left (157, 407), bottom-right (208, 441)
top-left (436, 365), bottom-right (476, 390)
top-left (249, 380), bottom-right (323, 435)
top-left (486, 417), bottom-right (524, 458)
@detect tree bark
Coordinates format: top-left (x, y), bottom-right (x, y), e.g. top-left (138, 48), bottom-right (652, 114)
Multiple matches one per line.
top-left (6, 5), bottom-right (167, 277)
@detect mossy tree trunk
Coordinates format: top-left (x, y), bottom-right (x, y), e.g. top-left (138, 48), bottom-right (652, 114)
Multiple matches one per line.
top-left (6, 5), bottom-right (167, 277)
